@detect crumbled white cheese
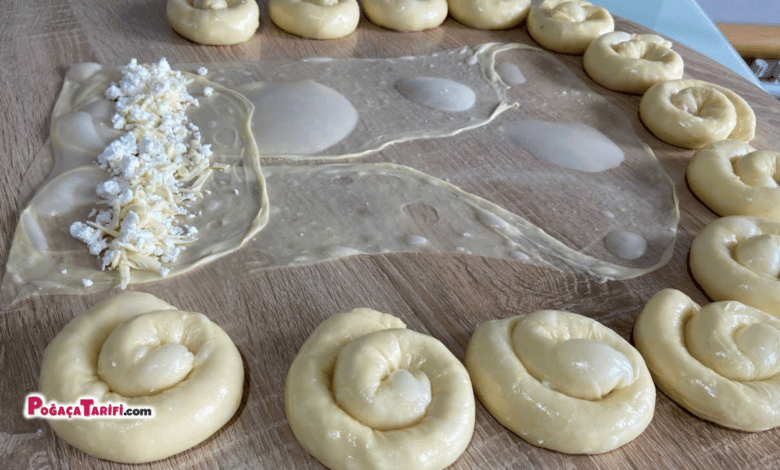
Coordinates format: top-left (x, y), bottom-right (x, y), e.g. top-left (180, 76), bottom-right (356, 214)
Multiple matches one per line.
top-left (70, 58), bottom-right (215, 289)
top-left (204, 86), bottom-right (214, 97)
top-left (82, 279), bottom-right (94, 287)
top-left (197, 66), bottom-right (208, 76)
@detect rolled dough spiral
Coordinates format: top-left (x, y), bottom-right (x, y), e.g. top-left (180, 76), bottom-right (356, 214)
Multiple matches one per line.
top-left (466, 310), bottom-right (655, 454)
top-left (583, 31), bottom-right (684, 93)
top-left (284, 308), bottom-right (475, 470)
top-left (634, 289), bottom-right (780, 431)
top-left (38, 292), bottom-right (244, 463)
top-left (269, 0), bottom-right (360, 39)
top-left (639, 78), bottom-right (755, 149)
top-left (688, 140), bottom-right (780, 222)
top-left (448, 0), bottom-right (531, 30)
top-left (690, 215), bottom-right (780, 316)
top-left (527, 0), bottom-right (614, 54)
top-left (362, 0), bottom-right (448, 32)
top-left (166, 0), bottom-right (260, 45)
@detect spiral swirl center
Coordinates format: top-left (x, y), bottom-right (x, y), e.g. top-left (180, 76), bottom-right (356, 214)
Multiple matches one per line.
top-left (733, 233), bottom-right (780, 278)
top-left (671, 86), bottom-right (734, 122)
top-left (686, 301), bottom-right (780, 381)
top-left (192, 0), bottom-right (229, 10)
top-left (549, 3), bottom-right (588, 22)
top-left (98, 310), bottom-right (197, 397)
top-left (734, 150), bottom-right (780, 187)
top-left (333, 329), bottom-right (432, 431)
top-left (513, 312), bottom-right (635, 400)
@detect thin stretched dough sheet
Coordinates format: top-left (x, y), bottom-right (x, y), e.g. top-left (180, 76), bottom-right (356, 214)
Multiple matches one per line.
top-left (248, 160), bottom-right (673, 280)
top-left (2, 43), bottom-right (677, 304)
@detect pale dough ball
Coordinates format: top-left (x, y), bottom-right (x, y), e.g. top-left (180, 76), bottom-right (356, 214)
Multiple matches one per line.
top-left (527, 0), bottom-right (614, 54)
top-left (466, 310), bottom-right (655, 454)
top-left (167, 0), bottom-right (260, 45)
top-left (38, 291), bottom-right (244, 463)
top-left (285, 308), bottom-right (475, 470)
top-left (269, 0), bottom-right (359, 39)
top-left (688, 140), bottom-right (780, 222)
top-left (583, 31), bottom-right (684, 93)
top-left (634, 288), bottom-right (780, 431)
top-left (363, 0), bottom-right (448, 31)
top-left (639, 78), bottom-right (755, 149)
top-left (690, 215), bottom-right (780, 316)
top-left (448, 0), bottom-right (531, 30)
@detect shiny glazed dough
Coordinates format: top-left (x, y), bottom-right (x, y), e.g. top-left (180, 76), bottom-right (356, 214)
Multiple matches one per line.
top-left (448, 0), bottom-right (531, 30)
top-left (284, 308), bottom-right (475, 470)
top-left (583, 32), bottom-right (684, 93)
top-left (639, 78), bottom-right (755, 149)
top-left (466, 310), bottom-right (655, 454)
top-left (690, 215), bottom-right (780, 316)
top-left (166, 0), bottom-right (260, 45)
top-left (38, 292), bottom-right (244, 463)
top-left (269, 0), bottom-right (360, 39)
top-left (527, 0), bottom-right (614, 54)
top-left (363, 0), bottom-right (447, 31)
top-left (688, 140), bottom-right (780, 222)
top-left (634, 289), bottom-right (780, 431)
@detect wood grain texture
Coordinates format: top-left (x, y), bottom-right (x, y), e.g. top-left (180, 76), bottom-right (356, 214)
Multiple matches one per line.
top-left (2, 1), bottom-right (780, 469)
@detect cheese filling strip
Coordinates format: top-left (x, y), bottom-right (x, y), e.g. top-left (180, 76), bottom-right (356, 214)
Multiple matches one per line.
top-left (2, 43), bottom-right (678, 303)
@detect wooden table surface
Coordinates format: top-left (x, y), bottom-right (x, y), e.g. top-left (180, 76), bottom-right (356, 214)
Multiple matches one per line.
top-left (717, 23), bottom-right (780, 60)
top-left (3, 1), bottom-right (780, 469)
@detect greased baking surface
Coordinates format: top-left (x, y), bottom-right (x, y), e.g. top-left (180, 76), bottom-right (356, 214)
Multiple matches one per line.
top-left (3, 43), bottom-right (678, 303)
